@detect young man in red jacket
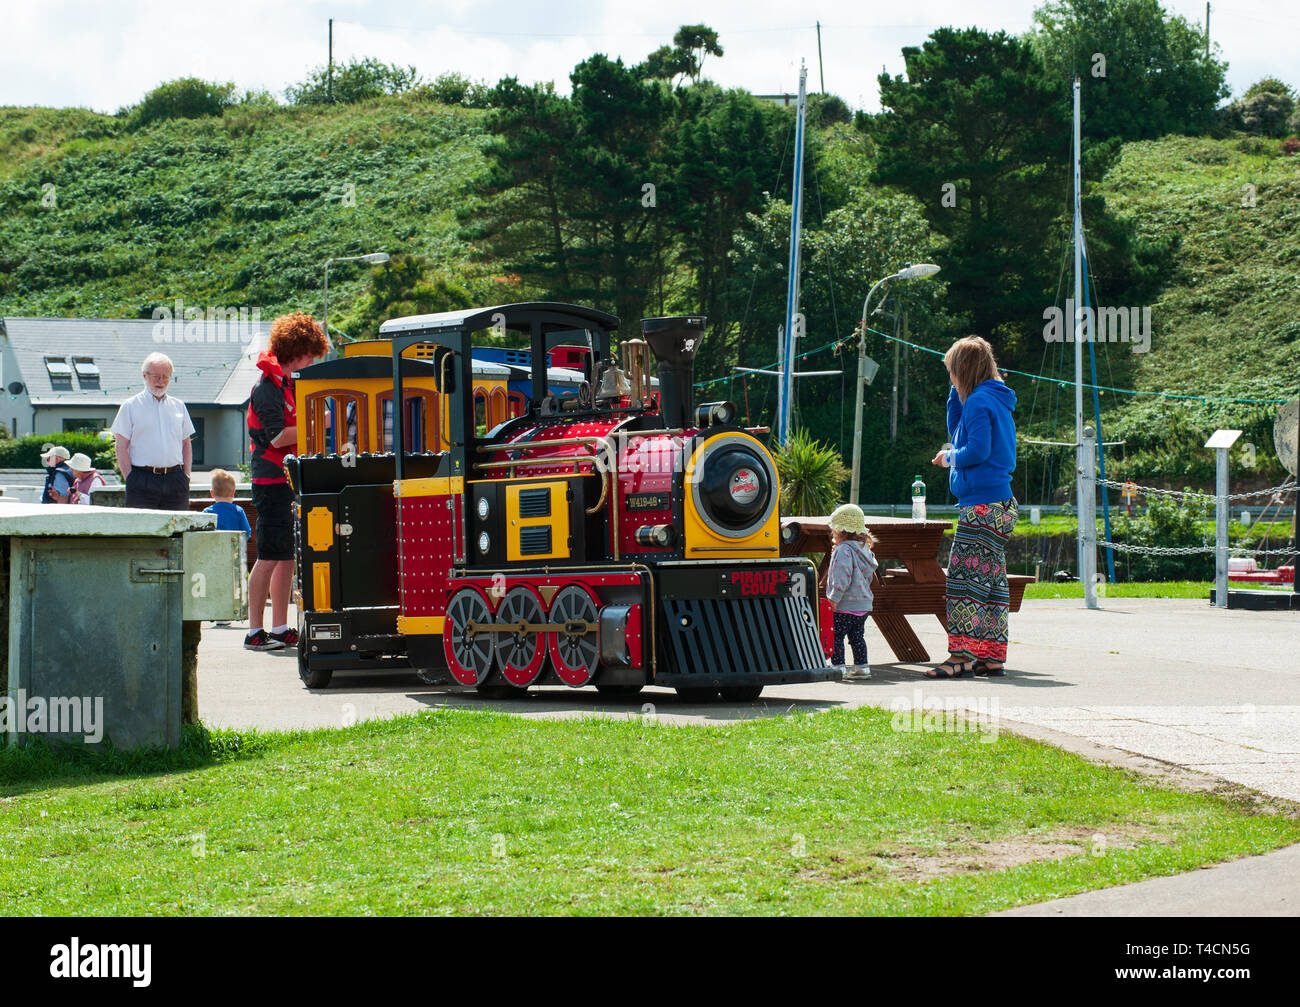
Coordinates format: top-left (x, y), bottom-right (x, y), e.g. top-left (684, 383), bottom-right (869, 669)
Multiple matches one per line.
top-left (245, 313), bottom-right (329, 651)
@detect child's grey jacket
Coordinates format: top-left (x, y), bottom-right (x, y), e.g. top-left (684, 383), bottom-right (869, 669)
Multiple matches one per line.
top-left (825, 540), bottom-right (878, 612)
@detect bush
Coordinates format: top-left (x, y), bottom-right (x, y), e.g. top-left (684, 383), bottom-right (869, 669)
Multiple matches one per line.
top-left (1111, 494), bottom-right (1214, 581)
top-left (413, 72), bottom-right (495, 108)
top-left (286, 57), bottom-right (421, 105)
top-left (774, 429), bottom-right (850, 517)
top-left (1238, 91), bottom-right (1295, 138)
top-left (808, 93), bottom-right (852, 127)
top-left (0, 433), bottom-right (115, 470)
top-left (126, 78), bottom-right (237, 129)
top-left (1283, 137), bottom-right (1300, 156)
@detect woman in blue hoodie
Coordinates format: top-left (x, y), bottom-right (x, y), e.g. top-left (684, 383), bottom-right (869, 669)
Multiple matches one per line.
top-left (927, 336), bottom-right (1018, 679)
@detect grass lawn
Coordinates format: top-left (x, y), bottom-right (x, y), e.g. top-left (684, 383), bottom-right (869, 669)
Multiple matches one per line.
top-left (2, 708), bottom-right (1297, 916)
top-left (1024, 580), bottom-right (1294, 599)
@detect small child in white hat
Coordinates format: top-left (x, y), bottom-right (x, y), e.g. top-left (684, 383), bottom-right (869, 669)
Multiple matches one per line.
top-left (826, 503), bottom-right (879, 681)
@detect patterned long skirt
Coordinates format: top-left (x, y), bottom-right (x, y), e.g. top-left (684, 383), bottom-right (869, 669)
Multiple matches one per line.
top-left (946, 498), bottom-right (1018, 662)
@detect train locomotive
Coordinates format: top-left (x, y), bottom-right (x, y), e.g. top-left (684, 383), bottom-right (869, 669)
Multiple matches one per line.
top-left (287, 302), bottom-right (841, 700)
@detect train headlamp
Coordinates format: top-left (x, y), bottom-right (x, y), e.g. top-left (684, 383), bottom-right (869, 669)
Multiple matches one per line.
top-left (478, 531), bottom-right (491, 554)
top-left (477, 496), bottom-right (490, 520)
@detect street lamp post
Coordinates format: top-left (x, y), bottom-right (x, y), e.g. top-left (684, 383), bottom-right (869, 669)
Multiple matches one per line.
top-left (850, 263), bottom-right (940, 505)
top-left (322, 251), bottom-right (390, 341)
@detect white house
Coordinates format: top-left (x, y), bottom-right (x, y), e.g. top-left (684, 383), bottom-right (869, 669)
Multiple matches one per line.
top-left (0, 316), bottom-right (270, 469)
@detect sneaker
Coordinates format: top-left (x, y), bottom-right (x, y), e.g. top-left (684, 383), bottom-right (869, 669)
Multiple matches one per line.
top-left (269, 627), bottom-right (299, 647)
top-left (843, 666), bottom-right (872, 681)
top-left (244, 629), bottom-right (285, 651)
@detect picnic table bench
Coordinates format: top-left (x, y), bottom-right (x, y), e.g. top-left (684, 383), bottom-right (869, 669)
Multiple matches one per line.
top-left (781, 515), bottom-right (1034, 663)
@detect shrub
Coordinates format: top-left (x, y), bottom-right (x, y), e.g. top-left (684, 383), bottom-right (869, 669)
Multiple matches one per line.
top-left (286, 57), bottom-right (421, 105)
top-left (126, 78), bottom-right (237, 129)
top-left (1110, 494), bottom-right (1214, 581)
top-left (1238, 91), bottom-right (1295, 137)
top-left (1283, 137), bottom-right (1300, 156)
top-left (1243, 77), bottom-right (1296, 102)
top-left (413, 72), bottom-right (495, 108)
top-left (0, 433), bottom-right (116, 470)
top-left (808, 93), bottom-right (852, 127)
top-left (773, 429), bottom-right (850, 517)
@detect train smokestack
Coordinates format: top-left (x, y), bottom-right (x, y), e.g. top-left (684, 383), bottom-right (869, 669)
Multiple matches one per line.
top-left (641, 315), bottom-right (705, 429)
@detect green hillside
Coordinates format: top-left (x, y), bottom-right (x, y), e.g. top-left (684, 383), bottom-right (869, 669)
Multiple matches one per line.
top-left (0, 98), bottom-right (493, 321)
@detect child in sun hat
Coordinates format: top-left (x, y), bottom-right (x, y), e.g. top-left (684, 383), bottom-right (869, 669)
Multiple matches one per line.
top-left (826, 502), bottom-right (879, 681)
top-left (66, 453), bottom-right (106, 504)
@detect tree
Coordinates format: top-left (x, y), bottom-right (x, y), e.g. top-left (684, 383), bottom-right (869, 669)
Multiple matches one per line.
top-left (662, 88), bottom-right (789, 349)
top-left (1243, 77), bottom-right (1295, 102)
top-left (673, 25), bottom-right (724, 85)
top-left (1030, 0), bottom-right (1230, 141)
top-left (337, 254), bottom-right (473, 340)
top-left (286, 57), bottom-right (421, 105)
top-left (469, 59), bottom-right (671, 326)
top-left (871, 28), bottom-right (1068, 343)
top-left (636, 24), bottom-right (724, 87)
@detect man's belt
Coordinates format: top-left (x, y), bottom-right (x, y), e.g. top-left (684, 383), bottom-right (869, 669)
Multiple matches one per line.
top-left (143, 465), bottom-right (183, 474)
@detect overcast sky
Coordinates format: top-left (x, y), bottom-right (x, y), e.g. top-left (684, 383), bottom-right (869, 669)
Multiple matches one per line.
top-left (2, 0), bottom-right (1296, 114)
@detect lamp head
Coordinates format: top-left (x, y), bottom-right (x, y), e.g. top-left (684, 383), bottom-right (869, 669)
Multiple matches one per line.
top-left (897, 263), bottom-right (941, 280)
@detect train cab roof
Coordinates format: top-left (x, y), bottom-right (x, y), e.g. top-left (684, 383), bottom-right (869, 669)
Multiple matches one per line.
top-left (378, 302), bottom-right (619, 336)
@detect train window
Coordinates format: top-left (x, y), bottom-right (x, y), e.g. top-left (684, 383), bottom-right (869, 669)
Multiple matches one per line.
top-left (474, 390), bottom-right (487, 436)
top-left (378, 390), bottom-right (439, 453)
top-left (306, 391), bottom-right (366, 455)
top-left (488, 387), bottom-right (508, 428)
top-left (507, 391), bottom-right (526, 419)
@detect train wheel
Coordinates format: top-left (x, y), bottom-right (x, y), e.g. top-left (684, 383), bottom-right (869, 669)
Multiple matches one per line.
top-left (595, 683), bottom-right (644, 700)
top-left (298, 647), bottom-right (333, 689)
top-left (674, 687), bottom-right (720, 702)
top-left (548, 584), bottom-right (600, 687)
top-left (494, 586), bottom-right (548, 686)
top-left (719, 685), bottom-right (764, 702)
top-left (443, 587), bottom-right (495, 686)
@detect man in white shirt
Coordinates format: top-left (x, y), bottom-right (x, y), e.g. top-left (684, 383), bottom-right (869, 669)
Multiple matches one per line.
top-left (111, 352), bottom-right (195, 510)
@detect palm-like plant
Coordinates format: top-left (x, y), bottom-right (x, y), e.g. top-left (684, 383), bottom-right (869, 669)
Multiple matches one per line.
top-left (773, 428), bottom-right (850, 517)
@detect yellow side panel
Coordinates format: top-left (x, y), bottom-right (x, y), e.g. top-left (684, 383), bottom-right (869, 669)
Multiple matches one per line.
top-left (394, 476), bottom-right (465, 498)
top-left (312, 562), bottom-right (332, 612)
top-left (506, 481), bottom-right (570, 561)
top-left (683, 434), bottom-right (780, 556)
top-left (306, 506), bottom-right (334, 552)
top-left (397, 615), bottom-right (446, 635)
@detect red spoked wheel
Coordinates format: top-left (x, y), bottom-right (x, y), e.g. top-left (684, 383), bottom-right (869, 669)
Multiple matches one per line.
top-left (548, 584), bottom-right (601, 687)
top-left (494, 585), bottom-right (548, 686)
top-left (443, 586), bottom-right (495, 686)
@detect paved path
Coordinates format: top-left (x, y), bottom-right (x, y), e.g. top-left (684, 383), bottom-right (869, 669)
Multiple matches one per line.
top-left (201, 598), bottom-right (1300, 800)
top-left (198, 597), bottom-right (1300, 915)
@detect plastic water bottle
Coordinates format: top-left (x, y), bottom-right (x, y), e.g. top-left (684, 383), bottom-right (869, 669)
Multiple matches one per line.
top-left (911, 475), bottom-right (926, 521)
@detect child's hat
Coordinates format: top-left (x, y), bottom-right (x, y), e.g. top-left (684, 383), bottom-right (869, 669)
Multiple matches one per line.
top-left (828, 503), bottom-right (867, 534)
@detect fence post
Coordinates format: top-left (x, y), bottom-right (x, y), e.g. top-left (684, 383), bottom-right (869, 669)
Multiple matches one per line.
top-left (1205, 429), bottom-right (1242, 609)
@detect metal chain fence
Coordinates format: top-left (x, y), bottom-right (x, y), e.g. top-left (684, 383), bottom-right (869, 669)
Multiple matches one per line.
top-left (1097, 478), bottom-right (1297, 504)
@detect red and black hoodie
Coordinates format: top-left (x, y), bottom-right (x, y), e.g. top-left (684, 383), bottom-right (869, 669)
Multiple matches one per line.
top-left (247, 351), bottom-right (297, 485)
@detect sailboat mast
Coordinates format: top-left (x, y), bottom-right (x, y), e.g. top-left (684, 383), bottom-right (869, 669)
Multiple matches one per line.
top-left (778, 62), bottom-right (808, 444)
top-left (1073, 76), bottom-right (1098, 608)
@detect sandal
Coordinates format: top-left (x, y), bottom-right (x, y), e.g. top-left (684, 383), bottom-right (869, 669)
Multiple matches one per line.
top-left (927, 660), bottom-right (974, 679)
top-left (974, 660), bottom-right (1006, 677)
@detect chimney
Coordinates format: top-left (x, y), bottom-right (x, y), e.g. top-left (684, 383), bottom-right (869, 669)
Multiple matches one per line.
top-left (641, 315), bottom-right (705, 429)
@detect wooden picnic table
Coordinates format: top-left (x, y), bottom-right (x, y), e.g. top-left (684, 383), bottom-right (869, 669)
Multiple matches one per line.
top-left (781, 514), bottom-right (1033, 663)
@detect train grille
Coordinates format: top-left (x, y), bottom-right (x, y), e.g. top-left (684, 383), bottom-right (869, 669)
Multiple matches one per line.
top-left (659, 595), bottom-right (826, 680)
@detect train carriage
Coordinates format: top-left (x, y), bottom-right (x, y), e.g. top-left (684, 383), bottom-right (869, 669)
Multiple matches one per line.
top-left (287, 302), bottom-right (843, 700)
